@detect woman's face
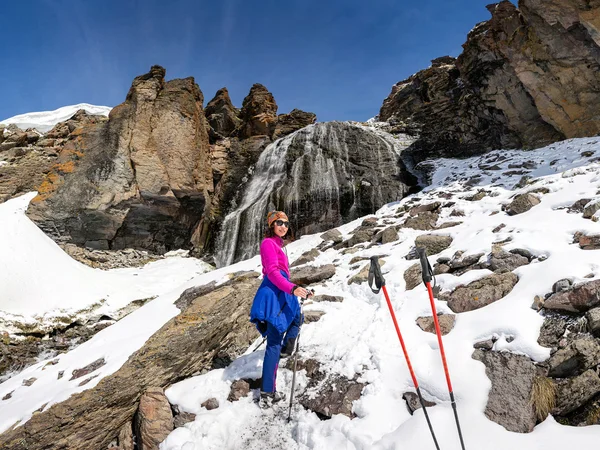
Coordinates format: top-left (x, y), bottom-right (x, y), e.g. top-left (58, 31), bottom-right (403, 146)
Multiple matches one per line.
top-left (272, 219), bottom-right (289, 238)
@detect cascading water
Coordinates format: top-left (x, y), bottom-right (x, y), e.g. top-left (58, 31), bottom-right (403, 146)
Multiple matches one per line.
top-left (214, 134), bottom-right (295, 268)
top-left (215, 122), bottom-right (415, 268)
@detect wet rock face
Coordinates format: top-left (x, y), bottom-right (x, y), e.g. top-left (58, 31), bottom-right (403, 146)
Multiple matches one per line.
top-left (380, 0), bottom-right (600, 162)
top-left (473, 349), bottom-right (537, 433)
top-left (279, 122), bottom-right (418, 237)
top-left (25, 65), bottom-right (213, 254)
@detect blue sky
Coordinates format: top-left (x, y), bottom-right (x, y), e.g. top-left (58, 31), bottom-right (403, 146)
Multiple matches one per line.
top-left (1, 0), bottom-right (510, 122)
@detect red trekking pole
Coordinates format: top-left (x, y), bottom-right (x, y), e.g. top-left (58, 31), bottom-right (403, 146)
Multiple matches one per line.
top-left (417, 247), bottom-right (466, 450)
top-left (368, 257), bottom-right (440, 450)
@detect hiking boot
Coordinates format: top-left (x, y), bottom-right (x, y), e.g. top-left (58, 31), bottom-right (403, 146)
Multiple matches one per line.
top-left (259, 390), bottom-right (286, 408)
top-left (280, 337), bottom-right (297, 358)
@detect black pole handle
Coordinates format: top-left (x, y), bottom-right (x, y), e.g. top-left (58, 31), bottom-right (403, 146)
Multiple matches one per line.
top-left (368, 256), bottom-right (385, 294)
top-left (417, 247), bottom-right (434, 284)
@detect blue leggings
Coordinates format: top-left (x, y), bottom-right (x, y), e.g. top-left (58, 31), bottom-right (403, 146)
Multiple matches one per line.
top-left (261, 310), bottom-right (302, 392)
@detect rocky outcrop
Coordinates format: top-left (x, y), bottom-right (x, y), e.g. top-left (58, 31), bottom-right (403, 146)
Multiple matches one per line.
top-left (235, 84), bottom-right (278, 139)
top-left (216, 122), bottom-right (418, 265)
top-left (273, 109), bottom-right (317, 140)
top-left (23, 65), bottom-right (212, 253)
top-left (379, 0), bottom-right (600, 163)
top-left (204, 88), bottom-right (241, 141)
top-left (0, 277), bottom-right (260, 450)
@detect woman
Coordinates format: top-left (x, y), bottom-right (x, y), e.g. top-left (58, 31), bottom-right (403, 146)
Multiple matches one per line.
top-left (250, 211), bottom-right (307, 404)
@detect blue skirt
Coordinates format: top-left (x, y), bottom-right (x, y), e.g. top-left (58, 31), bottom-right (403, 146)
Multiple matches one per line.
top-left (250, 271), bottom-right (299, 335)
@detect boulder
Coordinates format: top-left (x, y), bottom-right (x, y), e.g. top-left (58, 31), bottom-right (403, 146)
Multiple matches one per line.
top-left (304, 311), bottom-right (326, 323)
top-left (472, 349), bottom-right (537, 433)
top-left (403, 263), bottom-right (422, 290)
top-left (547, 336), bottom-right (600, 378)
top-left (487, 247), bottom-right (529, 273)
top-left (402, 211), bottom-right (439, 230)
top-left (290, 264), bottom-right (336, 285)
top-left (320, 229), bottom-right (343, 244)
top-left (577, 233), bottom-right (600, 250)
top-left (290, 248), bottom-right (320, 267)
top-left (586, 307), bottom-right (600, 337)
top-left (312, 295), bottom-right (344, 303)
top-left (506, 194), bottom-right (541, 215)
top-left (440, 272), bottom-right (519, 313)
top-left (553, 369), bottom-right (600, 417)
top-left (348, 260), bottom-right (385, 285)
top-left (543, 279), bottom-right (600, 313)
top-left (583, 199), bottom-right (600, 219)
top-left (416, 314), bottom-right (455, 335)
top-left (134, 387), bottom-right (174, 450)
top-left (200, 398), bottom-right (219, 411)
top-left (414, 234), bottom-right (453, 256)
top-left (227, 380), bottom-right (250, 402)
top-left (403, 392), bottom-right (436, 415)
top-left (537, 315), bottom-right (568, 348)
top-left (299, 375), bottom-right (365, 419)
top-left (173, 411), bottom-right (196, 428)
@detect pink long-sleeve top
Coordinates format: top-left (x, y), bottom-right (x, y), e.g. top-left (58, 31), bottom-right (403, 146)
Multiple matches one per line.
top-left (260, 236), bottom-right (295, 294)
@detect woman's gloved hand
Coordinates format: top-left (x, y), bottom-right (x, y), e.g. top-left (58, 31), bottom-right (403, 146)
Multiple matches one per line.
top-left (257, 321), bottom-right (267, 334)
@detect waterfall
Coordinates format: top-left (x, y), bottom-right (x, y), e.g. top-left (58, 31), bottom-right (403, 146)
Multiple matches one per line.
top-left (214, 134), bottom-right (294, 268)
top-left (215, 122), bottom-right (412, 268)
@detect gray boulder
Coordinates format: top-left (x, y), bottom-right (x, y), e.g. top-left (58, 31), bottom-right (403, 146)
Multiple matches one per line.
top-left (290, 264), bottom-right (336, 285)
top-left (440, 272), bottom-right (519, 313)
top-left (414, 234), bottom-right (453, 256)
top-left (472, 349), bottom-right (537, 433)
top-left (543, 279), bottom-right (600, 313)
top-left (553, 370), bottom-right (600, 416)
top-left (547, 336), bottom-right (600, 378)
top-left (506, 193), bottom-right (540, 215)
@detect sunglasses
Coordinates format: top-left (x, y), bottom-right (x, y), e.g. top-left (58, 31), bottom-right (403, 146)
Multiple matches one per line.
top-left (274, 220), bottom-right (289, 227)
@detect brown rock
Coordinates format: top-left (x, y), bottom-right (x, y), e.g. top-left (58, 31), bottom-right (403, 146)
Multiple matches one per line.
top-left (348, 260), bottom-right (385, 285)
top-left (299, 375), bottom-right (365, 419)
top-left (543, 279), bottom-right (600, 313)
top-left (70, 358), bottom-right (106, 380)
top-left (201, 398), bottom-right (219, 411)
top-left (440, 272), bottom-right (519, 313)
top-left (290, 248), bottom-right (320, 267)
top-left (290, 264), bottom-right (336, 285)
top-left (473, 349), bottom-right (537, 433)
top-left (553, 370), bottom-right (600, 416)
top-left (304, 311), bottom-right (326, 323)
top-left (118, 422), bottom-right (134, 450)
top-left (272, 109), bottom-right (317, 140)
top-left (416, 314), bottom-right (456, 335)
top-left (204, 87), bottom-right (241, 139)
top-left (236, 84), bottom-right (278, 139)
top-left (173, 411), bottom-right (196, 428)
top-left (403, 263), bottom-right (422, 290)
top-left (414, 234), bottom-right (453, 256)
top-left (0, 277), bottom-right (261, 450)
top-left (227, 380), bottom-right (250, 402)
top-left (506, 193), bottom-right (541, 215)
top-left (134, 387), bottom-right (173, 450)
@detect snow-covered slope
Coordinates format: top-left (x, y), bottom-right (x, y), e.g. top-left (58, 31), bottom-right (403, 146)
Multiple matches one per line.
top-left (0, 103), bottom-right (112, 133)
top-left (1, 137), bottom-right (600, 448)
top-left (0, 192), bottom-right (212, 335)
